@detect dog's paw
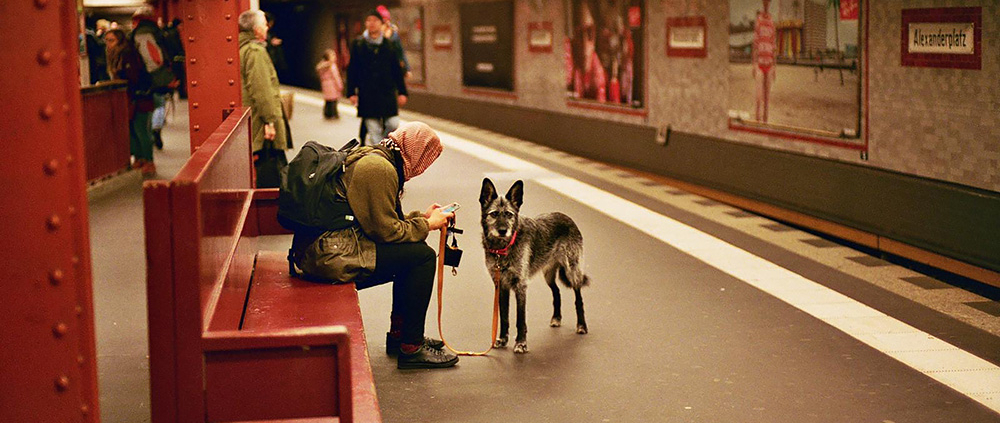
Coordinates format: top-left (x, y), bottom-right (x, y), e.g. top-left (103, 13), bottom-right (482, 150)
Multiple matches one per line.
top-left (493, 337), bottom-right (508, 348)
top-left (513, 342), bottom-right (528, 354)
top-left (576, 324), bottom-right (588, 334)
top-left (550, 317), bottom-right (561, 327)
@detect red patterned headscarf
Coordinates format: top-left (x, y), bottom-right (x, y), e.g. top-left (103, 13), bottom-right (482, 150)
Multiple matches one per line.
top-left (387, 122), bottom-right (443, 181)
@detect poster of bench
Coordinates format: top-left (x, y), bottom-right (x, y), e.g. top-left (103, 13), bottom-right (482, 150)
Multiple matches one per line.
top-left (565, 0), bottom-right (645, 109)
top-left (728, 0), bottom-right (861, 139)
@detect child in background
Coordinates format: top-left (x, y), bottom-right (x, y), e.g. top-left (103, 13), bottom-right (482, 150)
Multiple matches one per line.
top-left (316, 49), bottom-right (344, 119)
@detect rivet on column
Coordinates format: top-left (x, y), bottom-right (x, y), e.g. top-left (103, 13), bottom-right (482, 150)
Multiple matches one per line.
top-left (39, 104), bottom-right (55, 120)
top-left (49, 269), bottom-right (64, 285)
top-left (227, 58), bottom-right (234, 64)
top-left (68, 206), bottom-right (76, 217)
top-left (53, 323), bottom-right (68, 338)
top-left (63, 103), bottom-right (70, 114)
top-left (189, 58), bottom-right (197, 64)
top-left (71, 255), bottom-right (80, 266)
top-left (226, 35), bottom-right (233, 42)
top-left (192, 102), bottom-right (199, 109)
top-left (194, 125), bottom-right (201, 131)
top-left (228, 79), bottom-right (235, 86)
top-left (188, 36), bottom-right (195, 42)
top-left (229, 101), bottom-right (236, 107)
top-left (187, 14), bottom-right (193, 20)
top-left (225, 14), bottom-right (232, 20)
top-left (44, 159), bottom-right (59, 175)
top-left (34, 0), bottom-right (48, 9)
top-left (37, 50), bottom-right (52, 65)
top-left (46, 215), bottom-right (61, 231)
top-left (81, 405), bottom-right (89, 416)
top-left (55, 376), bottom-right (70, 392)
top-left (75, 305), bottom-right (83, 316)
top-left (191, 80), bottom-right (198, 87)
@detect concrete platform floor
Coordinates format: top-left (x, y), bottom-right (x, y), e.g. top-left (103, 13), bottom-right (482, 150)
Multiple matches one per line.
top-left (88, 89), bottom-right (1000, 422)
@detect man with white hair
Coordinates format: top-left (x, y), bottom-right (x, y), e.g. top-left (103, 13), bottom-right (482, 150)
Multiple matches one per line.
top-left (238, 9), bottom-right (289, 188)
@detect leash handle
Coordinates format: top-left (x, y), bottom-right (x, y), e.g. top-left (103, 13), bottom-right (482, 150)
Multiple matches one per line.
top-left (437, 226), bottom-right (499, 356)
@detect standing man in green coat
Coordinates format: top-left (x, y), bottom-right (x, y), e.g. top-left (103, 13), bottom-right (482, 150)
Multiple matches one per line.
top-left (238, 9), bottom-right (289, 188)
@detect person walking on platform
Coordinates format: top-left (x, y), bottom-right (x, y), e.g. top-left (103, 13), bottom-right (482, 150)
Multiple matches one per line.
top-left (238, 9), bottom-right (290, 188)
top-left (293, 122), bottom-right (458, 369)
top-left (347, 8), bottom-right (408, 146)
top-left (316, 49), bottom-right (344, 119)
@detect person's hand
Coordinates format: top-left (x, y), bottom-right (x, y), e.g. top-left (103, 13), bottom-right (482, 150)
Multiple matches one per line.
top-left (264, 123), bottom-right (276, 140)
top-left (424, 203), bottom-right (442, 218)
top-left (405, 71), bottom-right (413, 80)
top-left (427, 207), bottom-right (454, 231)
top-left (349, 95), bottom-right (358, 105)
top-left (270, 37), bottom-right (282, 46)
top-left (397, 95), bottom-right (407, 107)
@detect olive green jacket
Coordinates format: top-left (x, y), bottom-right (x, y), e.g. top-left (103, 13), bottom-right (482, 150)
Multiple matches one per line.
top-left (239, 31), bottom-right (287, 152)
top-left (297, 147), bottom-right (430, 282)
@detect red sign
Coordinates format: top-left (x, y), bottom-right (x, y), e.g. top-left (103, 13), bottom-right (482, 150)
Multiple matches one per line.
top-left (628, 6), bottom-right (641, 28)
top-left (753, 13), bottom-right (775, 72)
top-left (840, 0), bottom-right (859, 20)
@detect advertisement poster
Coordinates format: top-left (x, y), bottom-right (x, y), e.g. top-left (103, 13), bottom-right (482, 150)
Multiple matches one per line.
top-left (565, 0), bottom-right (645, 108)
top-left (729, 0), bottom-right (861, 137)
top-left (389, 6), bottom-right (425, 84)
top-left (461, 1), bottom-right (514, 91)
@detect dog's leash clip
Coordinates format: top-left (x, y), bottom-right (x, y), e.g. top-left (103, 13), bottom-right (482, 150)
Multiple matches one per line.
top-left (443, 216), bottom-right (463, 274)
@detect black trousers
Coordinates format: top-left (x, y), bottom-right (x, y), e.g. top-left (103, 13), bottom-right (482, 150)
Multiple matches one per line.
top-left (356, 241), bottom-right (436, 345)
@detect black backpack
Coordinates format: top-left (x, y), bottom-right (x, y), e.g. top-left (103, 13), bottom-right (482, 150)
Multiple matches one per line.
top-left (278, 139), bottom-right (359, 274)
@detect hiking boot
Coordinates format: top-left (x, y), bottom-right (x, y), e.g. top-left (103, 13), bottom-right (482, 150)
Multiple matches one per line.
top-left (386, 332), bottom-right (445, 356)
top-left (397, 344), bottom-right (458, 370)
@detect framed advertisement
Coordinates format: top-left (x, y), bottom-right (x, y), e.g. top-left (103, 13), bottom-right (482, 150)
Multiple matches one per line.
top-left (432, 25), bottom-right (453, 50)
top-left (565, 0), bottom-right (645, 111)
top-left (460, 1), bottom-right (515, 92)
top-left (666, 16), bottom-right (706, 58)
top-left (529, 21), bottom-right (554, 53)
top-left (727, 0), bottom-right (863, 146)
top-left (900, 7), bottom-right (981, 70)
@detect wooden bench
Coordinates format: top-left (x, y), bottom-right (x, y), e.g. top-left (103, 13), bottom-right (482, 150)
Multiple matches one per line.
top-left (143, 108), bottom-right (381, 423)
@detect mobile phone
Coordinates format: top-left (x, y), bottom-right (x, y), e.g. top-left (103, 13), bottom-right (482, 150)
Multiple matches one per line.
top-left (440, 202), bottom-right (460, 213)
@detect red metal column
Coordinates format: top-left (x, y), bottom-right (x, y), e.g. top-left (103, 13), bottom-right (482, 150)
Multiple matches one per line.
top-left (0, 0), bottom-right (100, 422)
top-left (177, 0), bottom-right (251, 151)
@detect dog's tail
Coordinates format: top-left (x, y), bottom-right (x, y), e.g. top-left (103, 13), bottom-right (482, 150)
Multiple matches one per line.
top-left (558, 266), bottom-right (590, 288)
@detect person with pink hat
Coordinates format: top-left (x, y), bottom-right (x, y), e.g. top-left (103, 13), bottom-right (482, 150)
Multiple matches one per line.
top-left (293, 122), bottom-right (459, 369)
top-left (347, 8), bottom-right (408, 146)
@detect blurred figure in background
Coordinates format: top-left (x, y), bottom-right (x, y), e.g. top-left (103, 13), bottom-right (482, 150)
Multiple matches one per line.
top-left (239, 9), bottom-right (290, 188)
top-left (104, 29), bottom-right (127, 78)
top-left (264, 12), bottom-right (290, 82)
top-left (316, 49), bottom-right (344, 119)
top-left (347, 9), bottom-right (408, 146)
top-left (376, 5), bottom-right (411, 79)
top-left (85, 20), bottom-right (109, 84)
top-left (162, 18), bottom-right (187, 99)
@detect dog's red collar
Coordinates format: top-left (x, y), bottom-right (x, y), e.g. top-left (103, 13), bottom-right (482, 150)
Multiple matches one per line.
top-left (487, 231), bottom-right (518, 256)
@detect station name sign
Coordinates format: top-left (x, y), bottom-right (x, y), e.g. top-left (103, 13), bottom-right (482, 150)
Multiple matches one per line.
top-left (908, 23), bottom-right (974, 54)
top-left (901, 7), bottom-right (981, 70)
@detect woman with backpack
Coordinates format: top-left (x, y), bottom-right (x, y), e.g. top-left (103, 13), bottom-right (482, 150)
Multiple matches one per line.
top-left (294, 121), bottom-right (459, 369)
top-left (316, 49), bottom-right (344, 119)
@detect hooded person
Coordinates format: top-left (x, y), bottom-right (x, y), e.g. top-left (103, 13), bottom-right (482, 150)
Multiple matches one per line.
top-left (293, 121), bottom-right (459, 370)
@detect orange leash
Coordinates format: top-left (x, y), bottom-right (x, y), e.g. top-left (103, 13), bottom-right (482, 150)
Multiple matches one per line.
top-left (436, 226), bottom-right (499, 356)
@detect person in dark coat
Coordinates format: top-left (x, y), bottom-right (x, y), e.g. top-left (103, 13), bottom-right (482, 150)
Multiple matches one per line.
top-left (347, 9), bottom-right (408, 146)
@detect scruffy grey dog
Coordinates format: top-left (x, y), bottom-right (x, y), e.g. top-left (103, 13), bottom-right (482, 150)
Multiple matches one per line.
top-left (479, 178), bottom-right (590, 354)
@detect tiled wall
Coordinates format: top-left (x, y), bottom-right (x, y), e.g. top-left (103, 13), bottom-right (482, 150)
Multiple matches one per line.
top-left (406, 0), bottom-right (998, 193)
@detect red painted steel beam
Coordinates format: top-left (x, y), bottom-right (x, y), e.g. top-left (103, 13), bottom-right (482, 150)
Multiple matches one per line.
top-left (0, 0), bottom-right (100, 422)
top-left (176, 0), bottom-right (251, 151)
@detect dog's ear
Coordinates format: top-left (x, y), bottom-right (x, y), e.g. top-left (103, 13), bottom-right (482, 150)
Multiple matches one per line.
top-left (480, 178), bottom-right (497, 208)
top-left (505, 180), bottom-right (524, 209)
